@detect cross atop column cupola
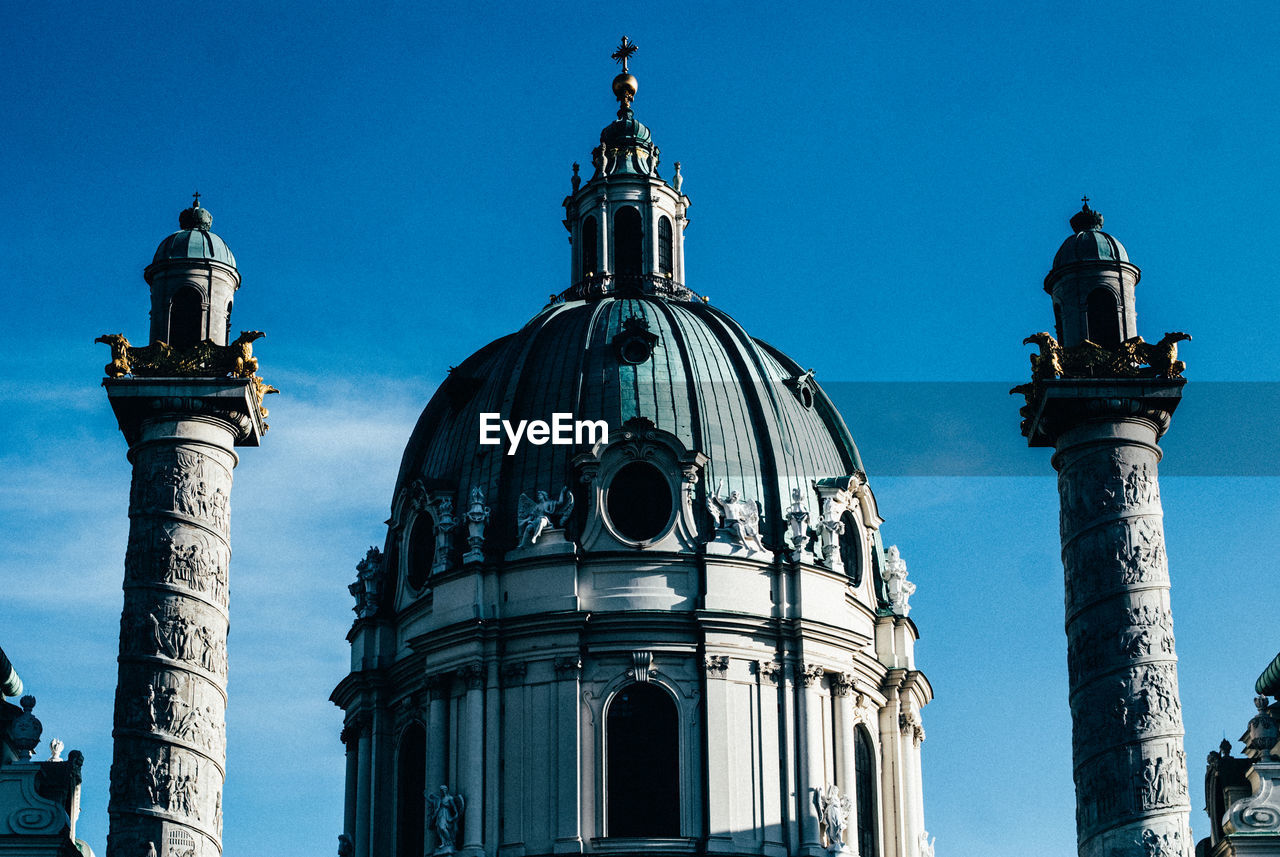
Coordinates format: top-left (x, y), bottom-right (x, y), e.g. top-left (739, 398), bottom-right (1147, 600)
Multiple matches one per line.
top-left (559, 37), bottom-right (695, 302)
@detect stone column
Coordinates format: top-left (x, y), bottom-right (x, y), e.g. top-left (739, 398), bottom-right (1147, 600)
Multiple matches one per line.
top-left (777, 664), bottom-right (800, 855)
top-left (878, 685), bottom-right (905, 857)
top-left (832, 675), bottom-right (859, 845)
top-left (797, 665), bottom-right (825, 855)
top-left (1056, 419), bottom-right (1191, 856)
top-left (553, 657), bottom-right (583, 854)
top-left (342, 721), bottom-right (359, 842)
top-left (897, 698), bottom-right (925, 854)
top-left (461, 663), bottom-right (486, 853)
top-left (104, 388), bottom-right (252, 857)
top-left (756, 662), bottom-right (785, 857)
top-left (425, 676), bottom-right (448, 797)
top-left (356, 722), bottom-right (372, 857)
top-left (702, 655), bottom-right (734, 852)
top-left (484, 664), bottom-right (502, 851)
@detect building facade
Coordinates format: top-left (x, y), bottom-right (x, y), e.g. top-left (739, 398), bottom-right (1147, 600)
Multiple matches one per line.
top-left (332, 43), bottom-right (932, 857)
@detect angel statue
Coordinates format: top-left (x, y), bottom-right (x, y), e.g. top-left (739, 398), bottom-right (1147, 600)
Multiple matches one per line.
top-left (815, 784), bottom-right (852, 853)
top-left (517, 486), bottom-right (575, 546)
top-left (706, 481), bottom-right (766, 552)
top-left (426, 785), bottom-right (465, 855)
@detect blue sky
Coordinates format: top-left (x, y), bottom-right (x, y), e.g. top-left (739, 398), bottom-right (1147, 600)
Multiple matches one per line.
top-left (3, 2), bottom-right (1278, 855)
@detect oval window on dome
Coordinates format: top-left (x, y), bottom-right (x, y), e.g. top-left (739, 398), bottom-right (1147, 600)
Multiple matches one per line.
top-left (606, 461), bottom-right (673, 543)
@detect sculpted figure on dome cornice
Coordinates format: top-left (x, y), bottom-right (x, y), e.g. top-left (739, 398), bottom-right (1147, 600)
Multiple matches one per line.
top-left (881, 545), bottom-right (915, 617)
top-left (406, 479), bottom-right (430, 513)
top-left (816, 493), bottom-right (849, 569)
top-left (432, 496), bottom-right (456, 575)
top-left (786, 488), bottom-right (812, 554)
top-left (463, 486), bottom-right (491, 564)
top-left (349, 546), bottom-right (383, 619)
top-left (707, 482), bottom-right (766, 553)
top-left (517, 486), bottom-right (574, 546)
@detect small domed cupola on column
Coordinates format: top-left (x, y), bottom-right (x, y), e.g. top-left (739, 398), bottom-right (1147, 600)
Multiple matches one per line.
top-left (1042, 198), bottom-right (1141, 350)
top-left (560, 37), bottom-right (694, 302)
top-left (144, 192), bottom-right (242, 348)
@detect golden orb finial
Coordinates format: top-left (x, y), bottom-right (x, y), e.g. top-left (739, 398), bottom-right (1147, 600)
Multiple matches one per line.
top-left (610, 36), bottom-right (638, 111)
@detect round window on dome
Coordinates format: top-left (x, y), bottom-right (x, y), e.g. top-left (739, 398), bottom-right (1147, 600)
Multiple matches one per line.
top-left (606, 461), bottom-right (673, 543)
top-left (619, 337), bottom-right (653, 365)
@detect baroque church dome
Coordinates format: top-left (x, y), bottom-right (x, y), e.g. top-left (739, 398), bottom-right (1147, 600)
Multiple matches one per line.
top-left (395, 294), bottom-right (868, 555)
top-left (335, 42), bottom-right (929, 857)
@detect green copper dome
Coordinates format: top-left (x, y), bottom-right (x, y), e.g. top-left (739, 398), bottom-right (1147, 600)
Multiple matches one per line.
top-left (397, 296), bottom-right (866, 553)
top-left (1051, 202), bottom-right (1129, 269)
top-left (151, 202), bottom-right (237, 267)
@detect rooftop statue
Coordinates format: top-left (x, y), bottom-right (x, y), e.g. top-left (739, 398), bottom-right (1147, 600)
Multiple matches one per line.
top-left (517, 487), bottom-right (574, 546)
top-left (707, 482), bottom-right (766, 553)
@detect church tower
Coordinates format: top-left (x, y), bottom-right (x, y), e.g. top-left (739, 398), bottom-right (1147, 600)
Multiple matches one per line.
top-left (1016, 201), bottom-right (1193, 856)
top-left (335, 40), bottom-right (932, 857)
top-left (97, 196), bottom-right (272, 857)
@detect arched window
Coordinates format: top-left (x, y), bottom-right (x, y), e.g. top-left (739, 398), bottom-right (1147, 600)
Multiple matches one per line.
top-left (1052, 302), bottom-right (1063, 342)
top-left (582, 216), bottom-right (598, 276)
top-left (657, 216), bottom-right (673, 276)
top-left (168, 287), bottom-right (203, 348)
top-left (1086, 288), bottom-right (1121, 349)
top-left (854, 727), bottom-right (878, 857)
top-left (397, 723), bottom-right (426, 857)
top-left (607, 683), bottom-right (679, 836)
top-left (226, 301), bottom-right (234, 344)
top-left (614, 207), bottom-right (642, 277)
top-left (840, 513), bottom-right (863, 587)
top-left (407, 514), bottom-right (435, 590)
